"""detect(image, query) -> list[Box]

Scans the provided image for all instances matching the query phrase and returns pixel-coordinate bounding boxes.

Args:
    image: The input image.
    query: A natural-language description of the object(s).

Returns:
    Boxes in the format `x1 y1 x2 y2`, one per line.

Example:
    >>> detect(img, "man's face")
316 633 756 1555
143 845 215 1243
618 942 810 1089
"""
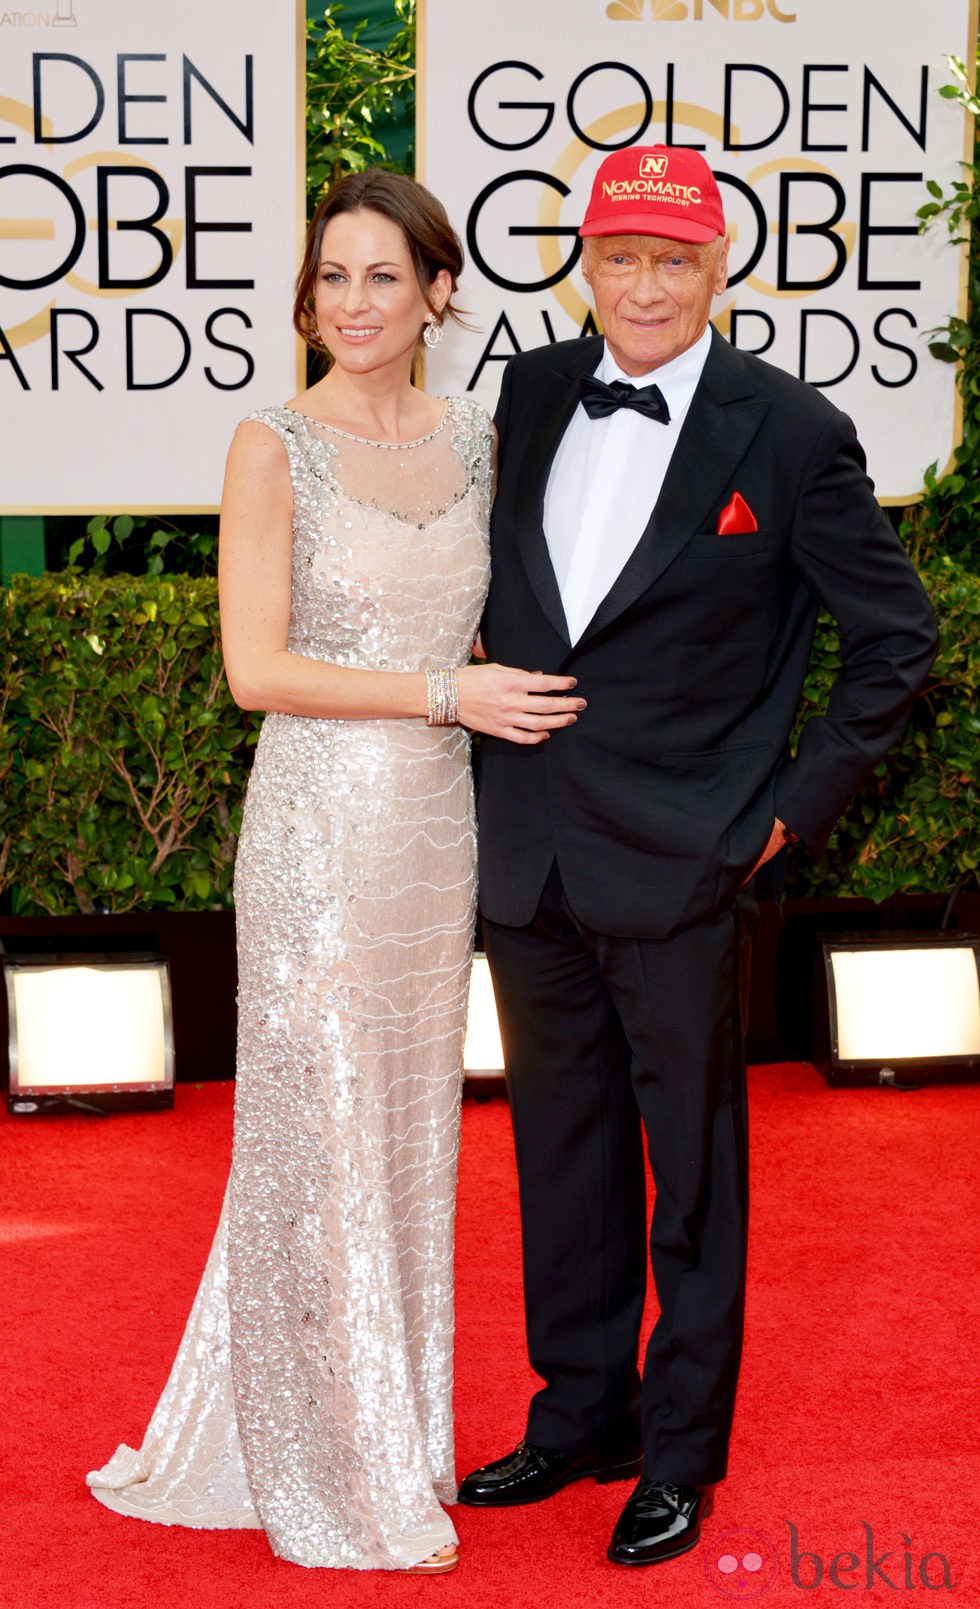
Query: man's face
582 233 729 376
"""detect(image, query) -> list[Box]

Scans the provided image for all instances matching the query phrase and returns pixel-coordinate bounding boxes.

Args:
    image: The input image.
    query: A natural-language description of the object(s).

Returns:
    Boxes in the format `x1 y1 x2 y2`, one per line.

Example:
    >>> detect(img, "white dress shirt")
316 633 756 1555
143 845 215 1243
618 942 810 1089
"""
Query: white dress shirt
543 325 713 644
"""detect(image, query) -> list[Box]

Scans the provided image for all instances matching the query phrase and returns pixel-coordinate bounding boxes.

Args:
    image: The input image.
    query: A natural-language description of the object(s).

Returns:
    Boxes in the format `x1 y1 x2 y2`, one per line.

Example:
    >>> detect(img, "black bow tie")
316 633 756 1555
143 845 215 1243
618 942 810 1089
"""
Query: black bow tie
579 374 671 425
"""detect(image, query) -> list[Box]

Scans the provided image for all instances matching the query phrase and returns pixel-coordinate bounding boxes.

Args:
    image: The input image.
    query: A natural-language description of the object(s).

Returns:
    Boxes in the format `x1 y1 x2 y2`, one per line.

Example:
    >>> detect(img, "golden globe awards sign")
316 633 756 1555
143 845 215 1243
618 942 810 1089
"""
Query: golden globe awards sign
420 0 977 501
0 0 303 512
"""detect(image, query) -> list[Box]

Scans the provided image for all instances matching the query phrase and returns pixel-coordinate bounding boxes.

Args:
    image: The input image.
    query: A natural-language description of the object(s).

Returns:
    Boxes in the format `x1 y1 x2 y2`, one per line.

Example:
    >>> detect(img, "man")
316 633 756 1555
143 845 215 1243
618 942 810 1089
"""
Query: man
458 145 937 1566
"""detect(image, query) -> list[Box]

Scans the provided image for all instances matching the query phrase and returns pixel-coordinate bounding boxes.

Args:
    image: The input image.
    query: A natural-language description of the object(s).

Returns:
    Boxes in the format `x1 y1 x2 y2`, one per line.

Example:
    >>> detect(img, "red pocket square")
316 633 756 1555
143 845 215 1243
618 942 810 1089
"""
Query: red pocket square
717 492 758 536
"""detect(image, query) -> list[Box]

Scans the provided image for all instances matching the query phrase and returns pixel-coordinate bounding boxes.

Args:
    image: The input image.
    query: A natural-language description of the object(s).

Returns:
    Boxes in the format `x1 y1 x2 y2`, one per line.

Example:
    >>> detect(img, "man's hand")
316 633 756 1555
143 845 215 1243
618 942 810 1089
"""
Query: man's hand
744 818 795 884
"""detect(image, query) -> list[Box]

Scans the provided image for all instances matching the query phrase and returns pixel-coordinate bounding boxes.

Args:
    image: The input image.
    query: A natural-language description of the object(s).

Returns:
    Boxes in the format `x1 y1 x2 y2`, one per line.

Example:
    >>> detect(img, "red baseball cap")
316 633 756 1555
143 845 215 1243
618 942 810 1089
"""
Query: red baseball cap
579 145 725 243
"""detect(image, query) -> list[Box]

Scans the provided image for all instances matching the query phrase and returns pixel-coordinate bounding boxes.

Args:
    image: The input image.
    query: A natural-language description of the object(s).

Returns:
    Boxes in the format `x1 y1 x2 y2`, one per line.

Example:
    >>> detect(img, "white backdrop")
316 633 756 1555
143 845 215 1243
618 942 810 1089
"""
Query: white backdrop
0 0 303 512
420 0 977 502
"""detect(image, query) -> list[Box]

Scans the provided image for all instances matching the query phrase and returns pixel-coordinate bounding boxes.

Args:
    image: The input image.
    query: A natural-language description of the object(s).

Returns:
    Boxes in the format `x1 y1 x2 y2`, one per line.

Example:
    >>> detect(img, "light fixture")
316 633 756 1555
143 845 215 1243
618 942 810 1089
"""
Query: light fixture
3 946 174 1114
463 952 505 1085
815 932 980 1086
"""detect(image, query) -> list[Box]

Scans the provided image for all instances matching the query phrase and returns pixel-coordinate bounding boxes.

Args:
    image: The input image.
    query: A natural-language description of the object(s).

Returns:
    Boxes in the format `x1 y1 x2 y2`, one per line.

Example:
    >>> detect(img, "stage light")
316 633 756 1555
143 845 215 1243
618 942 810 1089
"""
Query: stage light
3 949 174 1114
463 952 505 1082
815 933 980 1086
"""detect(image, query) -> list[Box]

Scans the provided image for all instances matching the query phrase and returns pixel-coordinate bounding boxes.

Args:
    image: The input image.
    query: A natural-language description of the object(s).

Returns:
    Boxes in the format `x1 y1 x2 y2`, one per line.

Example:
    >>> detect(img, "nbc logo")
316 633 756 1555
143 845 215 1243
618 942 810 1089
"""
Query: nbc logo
606 1 796 21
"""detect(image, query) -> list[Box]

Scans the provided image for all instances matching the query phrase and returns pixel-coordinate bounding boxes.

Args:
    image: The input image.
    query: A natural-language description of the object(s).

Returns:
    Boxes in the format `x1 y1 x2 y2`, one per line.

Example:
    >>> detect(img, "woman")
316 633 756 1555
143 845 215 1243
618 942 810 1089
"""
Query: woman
87 170 583 1573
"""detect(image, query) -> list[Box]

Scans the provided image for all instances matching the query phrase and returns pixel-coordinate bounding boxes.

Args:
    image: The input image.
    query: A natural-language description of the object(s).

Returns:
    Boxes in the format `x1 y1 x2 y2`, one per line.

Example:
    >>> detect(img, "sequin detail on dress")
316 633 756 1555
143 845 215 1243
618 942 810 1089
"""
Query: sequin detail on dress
87 395 492 1571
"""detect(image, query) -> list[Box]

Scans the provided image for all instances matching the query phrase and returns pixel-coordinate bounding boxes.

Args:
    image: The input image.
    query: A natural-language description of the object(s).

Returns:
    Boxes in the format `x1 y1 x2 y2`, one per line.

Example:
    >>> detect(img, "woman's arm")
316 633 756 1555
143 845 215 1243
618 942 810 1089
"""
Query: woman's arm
218 420 584 744
219 420 428 720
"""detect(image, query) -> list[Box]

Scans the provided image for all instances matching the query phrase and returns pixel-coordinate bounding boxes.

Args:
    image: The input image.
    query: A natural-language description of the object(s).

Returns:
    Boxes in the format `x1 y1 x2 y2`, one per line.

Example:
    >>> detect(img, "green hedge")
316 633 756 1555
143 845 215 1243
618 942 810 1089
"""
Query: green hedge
0 574 258 915
783 552 980 900
0 559 976 915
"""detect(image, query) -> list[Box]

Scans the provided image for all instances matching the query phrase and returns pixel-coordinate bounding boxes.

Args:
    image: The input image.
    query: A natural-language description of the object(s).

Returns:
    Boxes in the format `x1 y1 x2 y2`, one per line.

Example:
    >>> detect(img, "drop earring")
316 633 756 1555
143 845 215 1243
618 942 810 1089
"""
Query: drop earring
423 314 443 350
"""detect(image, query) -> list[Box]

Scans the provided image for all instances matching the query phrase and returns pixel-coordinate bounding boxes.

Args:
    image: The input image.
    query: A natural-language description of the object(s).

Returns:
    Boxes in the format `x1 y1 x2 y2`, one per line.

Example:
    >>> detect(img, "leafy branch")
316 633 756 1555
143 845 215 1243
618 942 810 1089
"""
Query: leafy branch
902 49 980 567
306 0 415 204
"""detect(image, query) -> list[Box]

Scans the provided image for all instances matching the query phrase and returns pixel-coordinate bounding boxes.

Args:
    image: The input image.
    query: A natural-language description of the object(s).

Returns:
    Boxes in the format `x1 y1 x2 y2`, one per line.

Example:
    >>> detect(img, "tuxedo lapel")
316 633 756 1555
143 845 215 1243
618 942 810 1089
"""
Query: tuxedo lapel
506 338 604 645
577 333 769 647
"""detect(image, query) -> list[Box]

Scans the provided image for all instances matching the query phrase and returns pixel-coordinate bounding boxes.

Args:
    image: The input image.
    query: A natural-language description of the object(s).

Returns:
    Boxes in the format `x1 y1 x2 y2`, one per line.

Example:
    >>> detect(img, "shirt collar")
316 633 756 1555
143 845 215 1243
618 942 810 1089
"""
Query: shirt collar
598 325 713 417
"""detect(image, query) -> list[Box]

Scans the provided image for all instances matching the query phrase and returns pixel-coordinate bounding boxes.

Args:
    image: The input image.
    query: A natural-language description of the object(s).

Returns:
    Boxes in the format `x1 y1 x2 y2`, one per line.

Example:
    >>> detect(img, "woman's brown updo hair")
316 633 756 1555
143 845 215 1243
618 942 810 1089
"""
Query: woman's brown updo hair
293 169 465 353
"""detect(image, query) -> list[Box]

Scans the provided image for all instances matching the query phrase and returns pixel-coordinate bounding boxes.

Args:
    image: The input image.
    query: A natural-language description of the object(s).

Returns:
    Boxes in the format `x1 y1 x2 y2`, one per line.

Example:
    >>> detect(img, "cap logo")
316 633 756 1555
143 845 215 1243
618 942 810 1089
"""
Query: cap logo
639 153 668 177
600 179 703 205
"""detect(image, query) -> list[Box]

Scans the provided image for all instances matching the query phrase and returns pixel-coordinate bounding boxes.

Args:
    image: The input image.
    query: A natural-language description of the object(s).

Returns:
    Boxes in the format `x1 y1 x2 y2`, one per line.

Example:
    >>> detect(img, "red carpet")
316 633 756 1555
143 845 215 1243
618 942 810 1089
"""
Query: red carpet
2 1066 979 1609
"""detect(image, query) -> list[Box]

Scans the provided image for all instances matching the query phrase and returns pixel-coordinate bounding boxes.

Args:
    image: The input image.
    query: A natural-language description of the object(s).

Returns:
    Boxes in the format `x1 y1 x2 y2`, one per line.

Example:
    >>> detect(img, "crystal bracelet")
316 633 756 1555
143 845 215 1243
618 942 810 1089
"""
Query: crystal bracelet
425 667 459 726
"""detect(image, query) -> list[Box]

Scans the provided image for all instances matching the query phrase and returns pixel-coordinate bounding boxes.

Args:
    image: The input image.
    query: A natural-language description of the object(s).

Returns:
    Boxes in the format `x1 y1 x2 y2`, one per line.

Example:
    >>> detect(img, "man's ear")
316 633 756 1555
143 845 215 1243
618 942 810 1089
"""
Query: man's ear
581 239 594 289
713 236 730 297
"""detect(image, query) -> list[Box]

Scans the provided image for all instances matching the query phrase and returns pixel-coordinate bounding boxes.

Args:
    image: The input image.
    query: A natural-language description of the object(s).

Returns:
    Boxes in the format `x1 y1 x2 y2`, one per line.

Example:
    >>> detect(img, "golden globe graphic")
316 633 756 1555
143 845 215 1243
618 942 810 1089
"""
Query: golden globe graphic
0 0 304 512
420 0 975 504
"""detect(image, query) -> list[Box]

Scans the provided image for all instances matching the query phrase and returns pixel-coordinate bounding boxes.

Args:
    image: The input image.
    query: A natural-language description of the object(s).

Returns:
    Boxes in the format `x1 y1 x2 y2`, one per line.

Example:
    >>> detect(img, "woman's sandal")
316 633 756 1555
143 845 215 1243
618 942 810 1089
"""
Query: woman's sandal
407 1545 458 1574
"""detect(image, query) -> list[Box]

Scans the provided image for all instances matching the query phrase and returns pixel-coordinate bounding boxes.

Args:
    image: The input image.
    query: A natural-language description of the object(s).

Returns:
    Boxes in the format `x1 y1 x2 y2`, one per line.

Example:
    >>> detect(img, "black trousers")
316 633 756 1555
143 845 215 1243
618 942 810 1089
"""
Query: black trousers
482 861 753 1486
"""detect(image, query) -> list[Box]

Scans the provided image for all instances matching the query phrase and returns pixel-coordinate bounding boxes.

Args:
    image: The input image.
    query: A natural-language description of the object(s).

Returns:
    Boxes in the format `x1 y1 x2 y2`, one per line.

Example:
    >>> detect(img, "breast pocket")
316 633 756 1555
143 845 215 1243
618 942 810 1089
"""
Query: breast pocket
688 532 771 559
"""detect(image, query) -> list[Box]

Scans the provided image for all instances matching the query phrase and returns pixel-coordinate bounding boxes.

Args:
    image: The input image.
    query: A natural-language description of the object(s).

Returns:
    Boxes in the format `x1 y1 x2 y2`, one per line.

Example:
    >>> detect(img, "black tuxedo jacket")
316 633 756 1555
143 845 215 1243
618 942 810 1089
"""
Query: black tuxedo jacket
477 330 938 940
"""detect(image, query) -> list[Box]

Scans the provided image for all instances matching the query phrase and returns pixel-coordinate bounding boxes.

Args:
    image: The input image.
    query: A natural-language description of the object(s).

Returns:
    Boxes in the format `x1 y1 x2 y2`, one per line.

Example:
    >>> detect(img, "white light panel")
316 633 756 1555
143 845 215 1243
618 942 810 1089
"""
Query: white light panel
9 963 171 1091
463 954 504 1074
830 946 980 1064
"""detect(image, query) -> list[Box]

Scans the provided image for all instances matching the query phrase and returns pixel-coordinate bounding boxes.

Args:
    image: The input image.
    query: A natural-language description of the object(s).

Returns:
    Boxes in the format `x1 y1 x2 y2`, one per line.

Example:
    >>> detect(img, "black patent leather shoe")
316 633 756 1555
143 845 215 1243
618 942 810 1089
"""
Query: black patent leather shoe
607 1479 713 1565
457 1438 643 1507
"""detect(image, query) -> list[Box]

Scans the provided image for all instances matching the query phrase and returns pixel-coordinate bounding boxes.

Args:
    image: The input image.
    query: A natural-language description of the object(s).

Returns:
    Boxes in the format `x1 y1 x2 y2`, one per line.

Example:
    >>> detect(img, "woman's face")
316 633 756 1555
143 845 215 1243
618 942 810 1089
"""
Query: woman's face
313 207 449 379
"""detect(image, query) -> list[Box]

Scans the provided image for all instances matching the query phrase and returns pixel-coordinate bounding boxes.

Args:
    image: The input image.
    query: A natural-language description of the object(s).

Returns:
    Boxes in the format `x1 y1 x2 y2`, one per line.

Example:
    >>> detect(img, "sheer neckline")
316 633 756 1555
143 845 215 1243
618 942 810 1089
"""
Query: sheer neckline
283 398 451 450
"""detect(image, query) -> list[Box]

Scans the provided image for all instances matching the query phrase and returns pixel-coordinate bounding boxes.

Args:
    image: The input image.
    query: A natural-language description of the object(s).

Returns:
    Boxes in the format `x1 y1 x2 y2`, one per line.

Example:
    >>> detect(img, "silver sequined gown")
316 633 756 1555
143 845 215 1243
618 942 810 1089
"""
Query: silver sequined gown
88 396 492 1571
